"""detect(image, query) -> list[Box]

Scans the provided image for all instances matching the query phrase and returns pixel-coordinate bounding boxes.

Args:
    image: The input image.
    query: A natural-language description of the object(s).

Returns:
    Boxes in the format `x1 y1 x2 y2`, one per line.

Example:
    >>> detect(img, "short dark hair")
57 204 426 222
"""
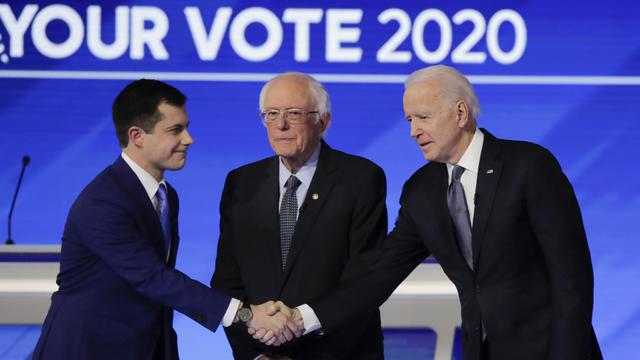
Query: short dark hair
112 79 186 147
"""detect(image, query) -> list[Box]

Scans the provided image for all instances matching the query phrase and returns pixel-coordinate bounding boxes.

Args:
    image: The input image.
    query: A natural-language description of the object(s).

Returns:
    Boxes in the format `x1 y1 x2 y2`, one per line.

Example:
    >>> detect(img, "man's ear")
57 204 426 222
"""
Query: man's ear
128 126 145 148
318 113 332 135
456 100 470 128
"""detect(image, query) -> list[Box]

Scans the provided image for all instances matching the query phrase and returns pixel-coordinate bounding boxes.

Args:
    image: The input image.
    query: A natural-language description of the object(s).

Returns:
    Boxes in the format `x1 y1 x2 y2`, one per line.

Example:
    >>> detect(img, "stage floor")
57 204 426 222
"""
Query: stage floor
0 326 462 360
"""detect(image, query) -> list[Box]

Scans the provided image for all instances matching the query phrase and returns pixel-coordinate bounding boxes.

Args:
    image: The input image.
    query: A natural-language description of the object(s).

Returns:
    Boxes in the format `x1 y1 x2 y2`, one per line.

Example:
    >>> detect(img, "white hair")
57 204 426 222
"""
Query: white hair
405 65 480 120
259 72 331 117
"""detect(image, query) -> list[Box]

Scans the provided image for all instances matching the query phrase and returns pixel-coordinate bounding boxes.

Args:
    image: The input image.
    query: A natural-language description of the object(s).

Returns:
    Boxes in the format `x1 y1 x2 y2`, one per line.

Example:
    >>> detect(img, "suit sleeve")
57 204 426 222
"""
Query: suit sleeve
310 176 429 333
72 196 230 332
526 147 596 360
210 172 264 357
340 164 388 282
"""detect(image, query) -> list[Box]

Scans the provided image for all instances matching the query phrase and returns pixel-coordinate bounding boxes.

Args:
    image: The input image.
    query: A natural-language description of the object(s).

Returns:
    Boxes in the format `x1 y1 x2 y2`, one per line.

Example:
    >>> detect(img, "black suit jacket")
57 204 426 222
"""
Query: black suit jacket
33 156 230 360
211 141 387 359
311 130 602 360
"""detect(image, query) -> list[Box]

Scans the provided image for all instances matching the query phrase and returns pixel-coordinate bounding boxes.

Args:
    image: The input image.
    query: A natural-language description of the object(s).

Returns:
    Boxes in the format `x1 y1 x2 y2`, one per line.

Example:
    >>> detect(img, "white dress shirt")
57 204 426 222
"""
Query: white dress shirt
121 152 167 206
446 128 484 225
278 144 320 215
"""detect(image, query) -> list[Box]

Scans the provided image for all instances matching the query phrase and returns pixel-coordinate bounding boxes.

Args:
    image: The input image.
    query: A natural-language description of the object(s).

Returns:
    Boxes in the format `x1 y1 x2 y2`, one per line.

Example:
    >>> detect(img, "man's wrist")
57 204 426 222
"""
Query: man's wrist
233 301 243 323
236 301 253 324
296 304 322 335
293 308 302 323
222 298 242 327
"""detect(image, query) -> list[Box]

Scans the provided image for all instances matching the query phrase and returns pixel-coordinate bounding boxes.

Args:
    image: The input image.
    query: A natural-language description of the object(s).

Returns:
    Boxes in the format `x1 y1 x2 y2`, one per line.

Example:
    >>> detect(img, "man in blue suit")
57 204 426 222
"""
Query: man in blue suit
33 79 292 359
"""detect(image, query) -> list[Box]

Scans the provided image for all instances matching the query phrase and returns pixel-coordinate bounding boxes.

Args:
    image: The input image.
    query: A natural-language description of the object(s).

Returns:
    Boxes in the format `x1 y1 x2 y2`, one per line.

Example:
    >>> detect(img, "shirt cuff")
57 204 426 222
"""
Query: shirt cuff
297 304 321 335
222 298 241 327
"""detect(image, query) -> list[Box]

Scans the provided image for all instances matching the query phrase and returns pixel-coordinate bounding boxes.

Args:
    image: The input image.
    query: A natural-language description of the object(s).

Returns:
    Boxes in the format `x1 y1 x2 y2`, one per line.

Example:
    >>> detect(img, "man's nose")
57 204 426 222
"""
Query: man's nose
182 129 194 145
274 114 289 130
409 120 420 138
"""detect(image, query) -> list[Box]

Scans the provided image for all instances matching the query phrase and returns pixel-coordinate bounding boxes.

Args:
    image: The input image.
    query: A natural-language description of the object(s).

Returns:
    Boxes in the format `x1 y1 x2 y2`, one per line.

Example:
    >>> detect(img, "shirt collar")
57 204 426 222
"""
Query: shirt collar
279 143 321 190
121 152 167 201
447 128 484 177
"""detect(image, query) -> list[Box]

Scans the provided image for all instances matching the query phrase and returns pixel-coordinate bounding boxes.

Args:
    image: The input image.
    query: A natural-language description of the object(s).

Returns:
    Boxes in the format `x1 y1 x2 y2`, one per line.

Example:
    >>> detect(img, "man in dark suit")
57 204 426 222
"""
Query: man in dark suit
33 79 287 360
211 72 387 359
262 66 602 360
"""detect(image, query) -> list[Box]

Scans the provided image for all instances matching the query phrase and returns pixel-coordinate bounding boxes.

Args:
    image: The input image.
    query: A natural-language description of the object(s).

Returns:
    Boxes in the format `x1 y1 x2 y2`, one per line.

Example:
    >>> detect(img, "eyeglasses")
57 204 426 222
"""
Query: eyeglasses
260 109 320 125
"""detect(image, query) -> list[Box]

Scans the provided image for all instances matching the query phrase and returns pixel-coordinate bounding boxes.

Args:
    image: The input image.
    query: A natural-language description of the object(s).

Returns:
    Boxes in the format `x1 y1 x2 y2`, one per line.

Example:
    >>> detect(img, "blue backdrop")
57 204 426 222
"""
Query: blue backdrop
1 0 639 358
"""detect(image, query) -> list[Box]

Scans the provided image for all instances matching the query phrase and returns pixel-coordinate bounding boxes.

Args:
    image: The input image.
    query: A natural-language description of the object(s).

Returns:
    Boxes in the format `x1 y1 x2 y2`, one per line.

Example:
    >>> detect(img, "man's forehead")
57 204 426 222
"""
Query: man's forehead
406 79 442 94
158 101 185 111
156 105 188 124
267 77 311 95
265 91 314 108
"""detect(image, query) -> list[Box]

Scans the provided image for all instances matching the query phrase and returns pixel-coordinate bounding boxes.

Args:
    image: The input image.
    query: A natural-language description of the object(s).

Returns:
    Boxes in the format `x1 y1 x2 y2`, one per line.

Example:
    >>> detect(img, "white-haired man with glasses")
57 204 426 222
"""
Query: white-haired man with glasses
211 72 387 359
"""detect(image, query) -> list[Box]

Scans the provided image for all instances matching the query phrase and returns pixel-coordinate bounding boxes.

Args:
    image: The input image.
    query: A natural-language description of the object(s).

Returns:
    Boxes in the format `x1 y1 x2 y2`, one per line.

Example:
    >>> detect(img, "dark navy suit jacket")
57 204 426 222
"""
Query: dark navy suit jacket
33 156 230 360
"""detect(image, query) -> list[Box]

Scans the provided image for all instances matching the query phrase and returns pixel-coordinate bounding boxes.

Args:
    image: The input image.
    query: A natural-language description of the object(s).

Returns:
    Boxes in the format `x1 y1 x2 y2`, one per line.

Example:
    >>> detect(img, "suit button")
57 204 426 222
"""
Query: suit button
475 326 480 331
475 285 481 293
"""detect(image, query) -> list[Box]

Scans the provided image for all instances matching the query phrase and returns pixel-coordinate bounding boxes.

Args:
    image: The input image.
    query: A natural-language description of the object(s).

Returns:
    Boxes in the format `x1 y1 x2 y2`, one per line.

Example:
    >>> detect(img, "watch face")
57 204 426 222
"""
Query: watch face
238 307 253 322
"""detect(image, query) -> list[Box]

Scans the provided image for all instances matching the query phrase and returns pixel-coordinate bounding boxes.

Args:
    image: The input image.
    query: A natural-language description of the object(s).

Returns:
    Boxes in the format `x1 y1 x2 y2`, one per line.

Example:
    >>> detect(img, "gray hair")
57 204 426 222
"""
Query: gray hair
259 72 331 117
405 65 480 121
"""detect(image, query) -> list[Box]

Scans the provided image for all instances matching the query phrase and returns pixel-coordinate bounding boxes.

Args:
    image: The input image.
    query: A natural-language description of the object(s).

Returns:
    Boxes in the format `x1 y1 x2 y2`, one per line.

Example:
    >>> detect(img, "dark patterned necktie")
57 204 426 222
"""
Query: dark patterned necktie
447 166 473 270
280 175 301 271
155 183 171 261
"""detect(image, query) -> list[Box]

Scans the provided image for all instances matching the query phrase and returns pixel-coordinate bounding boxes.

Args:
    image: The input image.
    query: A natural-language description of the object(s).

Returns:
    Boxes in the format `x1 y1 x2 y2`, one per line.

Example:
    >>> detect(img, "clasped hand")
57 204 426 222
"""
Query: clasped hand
247 301 304 346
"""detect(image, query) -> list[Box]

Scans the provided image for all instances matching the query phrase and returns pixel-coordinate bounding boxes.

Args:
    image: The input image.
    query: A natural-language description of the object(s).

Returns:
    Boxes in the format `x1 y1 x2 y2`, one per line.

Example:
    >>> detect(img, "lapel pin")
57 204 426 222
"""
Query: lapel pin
312 193 319 200
486 169 494 174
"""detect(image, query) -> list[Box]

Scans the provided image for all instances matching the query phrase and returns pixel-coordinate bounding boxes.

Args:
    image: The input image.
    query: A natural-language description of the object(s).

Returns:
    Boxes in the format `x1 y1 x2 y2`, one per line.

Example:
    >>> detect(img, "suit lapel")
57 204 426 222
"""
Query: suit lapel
280 142 337 288
253 157 284 287
471 129 502 268
111 156 166 259
167 183 179 267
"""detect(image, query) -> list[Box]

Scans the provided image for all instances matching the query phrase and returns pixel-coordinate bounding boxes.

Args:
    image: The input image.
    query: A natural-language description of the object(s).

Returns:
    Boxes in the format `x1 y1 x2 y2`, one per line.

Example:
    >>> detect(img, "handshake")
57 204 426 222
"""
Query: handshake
242 301 305 346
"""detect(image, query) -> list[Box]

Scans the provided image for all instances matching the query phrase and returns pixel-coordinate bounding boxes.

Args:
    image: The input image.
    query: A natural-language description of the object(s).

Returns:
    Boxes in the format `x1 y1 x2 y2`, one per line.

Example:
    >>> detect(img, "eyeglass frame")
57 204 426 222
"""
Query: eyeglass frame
259 108 321 125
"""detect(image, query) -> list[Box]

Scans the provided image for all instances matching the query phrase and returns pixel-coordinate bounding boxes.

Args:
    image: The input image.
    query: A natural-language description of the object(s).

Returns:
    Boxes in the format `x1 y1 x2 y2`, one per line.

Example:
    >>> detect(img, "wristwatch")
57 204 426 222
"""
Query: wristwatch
237 303 253 323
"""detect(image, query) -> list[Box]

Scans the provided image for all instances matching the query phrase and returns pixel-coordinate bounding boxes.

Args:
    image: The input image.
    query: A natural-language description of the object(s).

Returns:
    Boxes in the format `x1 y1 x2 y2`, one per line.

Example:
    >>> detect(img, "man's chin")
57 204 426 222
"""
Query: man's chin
422 152 444 163
273 148 298 159
165 160 187 171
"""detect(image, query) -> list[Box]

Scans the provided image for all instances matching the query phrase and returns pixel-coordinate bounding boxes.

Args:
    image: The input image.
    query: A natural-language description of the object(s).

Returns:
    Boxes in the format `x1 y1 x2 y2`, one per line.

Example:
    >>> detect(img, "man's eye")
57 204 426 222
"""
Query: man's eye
288 111 302 117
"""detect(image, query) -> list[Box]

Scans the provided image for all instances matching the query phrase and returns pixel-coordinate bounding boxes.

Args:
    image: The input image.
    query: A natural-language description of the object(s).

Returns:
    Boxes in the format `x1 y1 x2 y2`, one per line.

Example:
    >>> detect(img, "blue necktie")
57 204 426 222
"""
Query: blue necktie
155 183 171 260
280 175 301 271
447 166 474 270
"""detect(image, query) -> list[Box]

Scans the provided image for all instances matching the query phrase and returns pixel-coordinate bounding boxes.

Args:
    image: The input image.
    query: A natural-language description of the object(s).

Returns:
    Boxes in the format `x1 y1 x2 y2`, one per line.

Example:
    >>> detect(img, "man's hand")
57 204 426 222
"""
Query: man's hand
247 301 296 346
248 301 304 345
257 355 292 360
288 307 304 338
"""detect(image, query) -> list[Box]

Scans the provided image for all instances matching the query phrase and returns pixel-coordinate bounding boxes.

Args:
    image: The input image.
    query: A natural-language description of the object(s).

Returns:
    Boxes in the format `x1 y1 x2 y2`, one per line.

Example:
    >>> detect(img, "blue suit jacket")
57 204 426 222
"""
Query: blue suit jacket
33 156 230 360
